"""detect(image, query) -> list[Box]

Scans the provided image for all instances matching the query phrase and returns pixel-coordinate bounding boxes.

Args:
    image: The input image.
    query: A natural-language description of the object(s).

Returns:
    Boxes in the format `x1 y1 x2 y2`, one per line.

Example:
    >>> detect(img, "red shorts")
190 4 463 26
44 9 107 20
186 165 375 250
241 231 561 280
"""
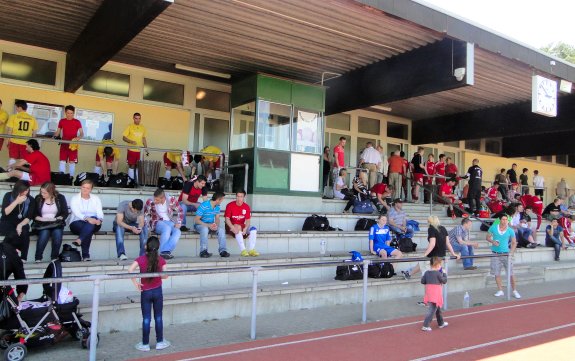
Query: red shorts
59 144 78 163
226 225 248 238
127 150 140 166
413 173 424 183
424 176 433 185
96 152 115 164
8 142 26 159
163 153 177 169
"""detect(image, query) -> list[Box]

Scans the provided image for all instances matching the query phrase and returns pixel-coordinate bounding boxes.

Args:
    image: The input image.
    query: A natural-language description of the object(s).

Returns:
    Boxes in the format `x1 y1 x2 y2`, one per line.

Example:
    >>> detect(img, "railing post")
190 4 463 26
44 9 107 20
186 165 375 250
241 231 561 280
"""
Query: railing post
89 278 101 361
507 253 512 301
362 259 369 324
250 266 261 340
443 257 449 310
244 163 249 193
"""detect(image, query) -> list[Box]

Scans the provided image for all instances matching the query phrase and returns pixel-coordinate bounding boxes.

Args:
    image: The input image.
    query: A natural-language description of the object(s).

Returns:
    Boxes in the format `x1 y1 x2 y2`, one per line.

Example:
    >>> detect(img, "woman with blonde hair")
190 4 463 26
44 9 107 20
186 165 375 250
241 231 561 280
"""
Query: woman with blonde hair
343 171 370 213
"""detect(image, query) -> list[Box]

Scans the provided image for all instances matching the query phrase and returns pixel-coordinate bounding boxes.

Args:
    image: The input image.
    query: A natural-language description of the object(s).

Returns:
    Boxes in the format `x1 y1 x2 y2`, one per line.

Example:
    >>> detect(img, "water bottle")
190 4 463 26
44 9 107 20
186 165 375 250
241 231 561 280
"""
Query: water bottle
320 239 327 255
463 291 470 308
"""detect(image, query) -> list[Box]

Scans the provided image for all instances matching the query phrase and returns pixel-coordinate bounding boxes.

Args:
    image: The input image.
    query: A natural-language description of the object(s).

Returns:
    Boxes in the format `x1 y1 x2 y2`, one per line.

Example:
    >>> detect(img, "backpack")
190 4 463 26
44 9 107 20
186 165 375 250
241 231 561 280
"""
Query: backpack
171 176 184 190
59 244 82 262
96 174 108 187
354 218 377 231
335 263 363 281
446 206 466 218
352 199 375 214
398 237 417 253
302 214 330 231
158 177 171 189
368 262 395 278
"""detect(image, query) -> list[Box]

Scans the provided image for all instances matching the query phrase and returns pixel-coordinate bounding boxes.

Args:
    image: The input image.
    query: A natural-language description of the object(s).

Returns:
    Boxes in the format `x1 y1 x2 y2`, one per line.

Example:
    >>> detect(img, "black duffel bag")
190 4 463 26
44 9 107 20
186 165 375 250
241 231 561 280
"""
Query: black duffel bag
74 172 100 186
171 176 184 190
108 172 135 188
158 177 171 189
302 214 330 231
59 244 82 262
368 262 395 278
354 218 376 231
398 237 417 253
51 172 73 186
335 263 363 281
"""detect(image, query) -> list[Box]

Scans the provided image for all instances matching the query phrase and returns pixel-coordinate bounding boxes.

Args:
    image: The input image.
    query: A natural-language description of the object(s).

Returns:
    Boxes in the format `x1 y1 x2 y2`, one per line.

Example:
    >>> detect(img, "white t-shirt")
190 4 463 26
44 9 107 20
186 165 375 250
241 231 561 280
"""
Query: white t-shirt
334 177 346 199
155 201 170 221
41 202 58 219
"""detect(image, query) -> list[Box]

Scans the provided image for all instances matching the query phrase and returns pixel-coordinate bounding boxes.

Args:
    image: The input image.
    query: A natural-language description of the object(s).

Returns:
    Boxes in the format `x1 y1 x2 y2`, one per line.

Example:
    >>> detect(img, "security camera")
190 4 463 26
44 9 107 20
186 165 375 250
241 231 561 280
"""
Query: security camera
454 67 466 81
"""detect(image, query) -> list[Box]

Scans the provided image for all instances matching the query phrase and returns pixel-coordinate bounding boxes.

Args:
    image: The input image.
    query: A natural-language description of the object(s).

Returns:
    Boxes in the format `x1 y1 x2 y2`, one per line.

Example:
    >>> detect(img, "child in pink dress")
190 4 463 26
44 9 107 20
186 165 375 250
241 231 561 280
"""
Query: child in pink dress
421 257 448 331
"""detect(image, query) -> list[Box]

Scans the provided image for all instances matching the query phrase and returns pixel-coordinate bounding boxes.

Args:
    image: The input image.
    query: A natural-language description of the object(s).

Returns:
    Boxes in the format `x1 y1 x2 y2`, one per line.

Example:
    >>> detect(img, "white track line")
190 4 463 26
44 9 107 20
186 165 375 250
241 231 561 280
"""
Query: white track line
411 323 575 361
175 294 575 361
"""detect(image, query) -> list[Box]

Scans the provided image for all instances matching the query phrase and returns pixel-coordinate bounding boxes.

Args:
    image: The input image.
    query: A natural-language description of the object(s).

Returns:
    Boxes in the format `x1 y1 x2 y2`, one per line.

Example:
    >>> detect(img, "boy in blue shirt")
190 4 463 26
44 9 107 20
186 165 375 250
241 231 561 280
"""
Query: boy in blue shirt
369 214 403 259
487 214 521 299
194 192 229 258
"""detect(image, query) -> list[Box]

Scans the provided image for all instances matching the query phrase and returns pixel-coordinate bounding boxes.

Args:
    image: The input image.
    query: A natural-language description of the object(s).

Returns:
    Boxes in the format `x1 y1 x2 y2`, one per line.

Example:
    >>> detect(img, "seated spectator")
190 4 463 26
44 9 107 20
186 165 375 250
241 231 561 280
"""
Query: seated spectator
94 139 120 177
144 189 183 260
438 178 457 203
516 219 538 248
542 198 567 221
33 182 68 262
343 171 369 213
388 199 414 239
225 190 258 257
194 192 229 258
0 242 27 304
114 199 147 261
0 180 35 262
568 191 575 209
546 219 567 261
448 218 478 270
558 215 575 247
334 168 353 200
0 139 51 186
178 175 208 231
486 181 500 201
369 214 402 259
69 179 103 261
163 151 191 182
370 183 394 215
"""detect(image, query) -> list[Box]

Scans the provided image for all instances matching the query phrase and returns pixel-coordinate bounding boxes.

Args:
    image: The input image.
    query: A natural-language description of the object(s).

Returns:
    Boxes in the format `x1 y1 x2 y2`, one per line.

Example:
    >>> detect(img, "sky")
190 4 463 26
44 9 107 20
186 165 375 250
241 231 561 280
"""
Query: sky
416 0 575 49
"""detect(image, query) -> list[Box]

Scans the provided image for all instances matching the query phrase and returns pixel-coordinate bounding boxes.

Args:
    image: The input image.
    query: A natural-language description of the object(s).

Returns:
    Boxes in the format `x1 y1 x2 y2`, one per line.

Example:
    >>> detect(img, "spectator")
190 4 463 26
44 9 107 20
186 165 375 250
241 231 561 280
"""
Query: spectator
334 168 353 201
33 182 68 262
568 190 575 209
69 179 104 261
448 218 478 270
0 99 8 151
439 178 458 216
556 178 569 199
322 146 331 188
0 139 51 186
486 181 500 201
163 151 191 182
495 168 509 201
435 154 446 188
508 183 520 200
178 175 208 231
343 171 369 213
558 215 575 247
410 147 425 203
519 168 529 195
486 215 521 299
369 214 402 259
144 189 183 260
388 199 414 239
370 183 394 215
0 180 35 262
533 170 544 198
376 145 388 184
388 151 404 200
445 157 458 179
114 199 147 261
506 164 518 188
194 192 229 258
225 190 258 257
517 219 538 248
464 159 482 215
122 113 148 181
94 139 120 177
423 153 435 204
5 100 38 166
332 137 346 182
542 198 566 221
520 192 544 231
400 151 410 200
53 105 83 177
546 219 567 261
0 242 27 304
359 142 381 188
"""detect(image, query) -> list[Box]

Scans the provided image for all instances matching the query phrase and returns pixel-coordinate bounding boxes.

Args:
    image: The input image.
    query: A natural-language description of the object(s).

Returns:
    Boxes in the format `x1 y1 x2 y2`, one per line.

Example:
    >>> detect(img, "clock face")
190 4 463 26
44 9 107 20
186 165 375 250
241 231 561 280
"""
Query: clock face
532 75 557 117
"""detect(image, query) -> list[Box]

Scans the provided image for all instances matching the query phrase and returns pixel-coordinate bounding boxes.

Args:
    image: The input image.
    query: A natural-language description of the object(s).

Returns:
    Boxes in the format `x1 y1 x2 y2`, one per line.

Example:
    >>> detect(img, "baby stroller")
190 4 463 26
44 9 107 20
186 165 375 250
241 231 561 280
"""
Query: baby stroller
0 260 95 361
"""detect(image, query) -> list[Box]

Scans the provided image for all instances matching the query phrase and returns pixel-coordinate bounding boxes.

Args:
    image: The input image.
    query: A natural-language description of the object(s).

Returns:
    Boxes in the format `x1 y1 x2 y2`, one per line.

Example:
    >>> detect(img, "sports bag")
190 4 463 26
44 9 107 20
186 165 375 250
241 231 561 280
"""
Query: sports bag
107 172 135 188
335 263 363 281
51 172 73 186
352 199 375 214
157 177 172 190
446 206 466 218
59 244 82 262
302 214 330 231
368 262 395 278
74 172 100 186
398 237 417 253
354 218 376 231
171 176 184 190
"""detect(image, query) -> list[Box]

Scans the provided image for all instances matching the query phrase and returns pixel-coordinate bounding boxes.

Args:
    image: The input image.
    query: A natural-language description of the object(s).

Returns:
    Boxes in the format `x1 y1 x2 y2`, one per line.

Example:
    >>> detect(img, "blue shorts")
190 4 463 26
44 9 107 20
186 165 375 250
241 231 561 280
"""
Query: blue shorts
375 245 395 257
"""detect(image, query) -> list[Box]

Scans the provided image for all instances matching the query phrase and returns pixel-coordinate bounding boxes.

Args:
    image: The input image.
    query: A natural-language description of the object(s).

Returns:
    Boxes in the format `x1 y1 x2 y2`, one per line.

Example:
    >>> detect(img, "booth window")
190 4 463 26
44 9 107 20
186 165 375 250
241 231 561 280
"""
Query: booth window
540 155 552 162
387 122 408 140
358 116 380 135
443 141 459 148
292 108 321 154
196 88 230 112
485 139 501 154
143 78 184 105
465 139 481 151
83 70 130 97
1 53 57 86
256 100 291 151
231 102 255 150
556 154 568 165
326 113 350 131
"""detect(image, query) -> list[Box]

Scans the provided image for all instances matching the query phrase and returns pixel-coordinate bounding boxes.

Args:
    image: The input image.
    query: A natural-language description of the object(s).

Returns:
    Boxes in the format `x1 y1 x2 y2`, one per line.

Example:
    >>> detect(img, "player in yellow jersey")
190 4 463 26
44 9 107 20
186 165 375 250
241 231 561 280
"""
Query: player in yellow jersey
0 99 9 151
6 100 38 165
122 112 148 180
95 139 121 177
163 151 191 181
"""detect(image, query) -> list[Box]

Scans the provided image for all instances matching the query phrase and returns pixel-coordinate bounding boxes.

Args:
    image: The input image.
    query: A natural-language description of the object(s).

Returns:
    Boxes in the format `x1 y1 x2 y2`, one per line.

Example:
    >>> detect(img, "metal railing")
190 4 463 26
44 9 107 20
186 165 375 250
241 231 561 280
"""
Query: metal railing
0 252 511 360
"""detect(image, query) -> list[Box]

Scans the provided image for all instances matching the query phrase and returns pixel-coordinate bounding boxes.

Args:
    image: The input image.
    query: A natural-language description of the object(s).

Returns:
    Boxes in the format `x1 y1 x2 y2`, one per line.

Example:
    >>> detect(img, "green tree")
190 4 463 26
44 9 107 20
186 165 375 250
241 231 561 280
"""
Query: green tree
540 42 575 64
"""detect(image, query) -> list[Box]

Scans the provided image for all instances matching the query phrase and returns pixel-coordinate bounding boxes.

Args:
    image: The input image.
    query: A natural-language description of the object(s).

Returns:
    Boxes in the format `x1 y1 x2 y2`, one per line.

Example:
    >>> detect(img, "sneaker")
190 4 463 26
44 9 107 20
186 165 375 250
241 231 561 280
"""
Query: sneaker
513 290 522 299
35 259 42 264
401 270 411 280
464 266 477 270
160 252 174 260
200 250 212 258
438 322 449 329
240 250 250 257
156 340 171 350
82 257 91 262
119 254 128 261
248 249 260 257
135 342 150 351
220 251 230 258
180 226 189 232
494 290 504 297
421 326 432 332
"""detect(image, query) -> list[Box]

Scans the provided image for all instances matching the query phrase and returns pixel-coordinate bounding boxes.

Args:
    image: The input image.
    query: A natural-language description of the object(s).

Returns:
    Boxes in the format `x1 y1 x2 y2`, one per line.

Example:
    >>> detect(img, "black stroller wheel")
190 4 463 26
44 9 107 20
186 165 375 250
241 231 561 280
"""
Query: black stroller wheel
4 343 27 361
0 332 9 349
81 331 99 349
73 328 83 341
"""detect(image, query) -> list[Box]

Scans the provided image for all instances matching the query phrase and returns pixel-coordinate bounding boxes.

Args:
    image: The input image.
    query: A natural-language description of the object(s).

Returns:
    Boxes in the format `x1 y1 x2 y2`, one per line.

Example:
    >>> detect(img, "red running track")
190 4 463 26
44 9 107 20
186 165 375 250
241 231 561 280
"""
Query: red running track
132 292 575 361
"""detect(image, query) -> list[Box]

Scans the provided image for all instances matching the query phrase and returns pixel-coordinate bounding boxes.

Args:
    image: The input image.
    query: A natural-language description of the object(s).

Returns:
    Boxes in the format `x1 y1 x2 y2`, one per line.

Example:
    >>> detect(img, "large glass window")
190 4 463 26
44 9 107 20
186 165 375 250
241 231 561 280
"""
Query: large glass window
196 88 230 112
293 108 321 154
326 113 350 131
256 149 289 189
256 100 291 151
203 117 229 155
84 70 130 97
540 155 552 162
1 53 57 86
143 78 184 105
358 116 380 135
387 122 408 140
231 102 255 150
443 141 460 148
465 139 481 151
556 154 568 165
485 139 501 154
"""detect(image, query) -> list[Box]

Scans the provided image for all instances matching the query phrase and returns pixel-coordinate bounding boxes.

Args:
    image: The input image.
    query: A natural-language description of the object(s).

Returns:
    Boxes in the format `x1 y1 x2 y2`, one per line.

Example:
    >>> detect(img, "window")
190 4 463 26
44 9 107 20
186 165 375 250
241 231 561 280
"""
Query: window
196 88 230 112
465 139 481 151
443 141 460 148
556 154 568 165
83 70 130 97
256 100 291 151
231 102 255 150
387 122 408 140
540 155 552 162
358 116 380 135
293 108 321 154
326 113 350 131
485 139 501 154
143 78 184 105
524 156 537 160
1 53 57 86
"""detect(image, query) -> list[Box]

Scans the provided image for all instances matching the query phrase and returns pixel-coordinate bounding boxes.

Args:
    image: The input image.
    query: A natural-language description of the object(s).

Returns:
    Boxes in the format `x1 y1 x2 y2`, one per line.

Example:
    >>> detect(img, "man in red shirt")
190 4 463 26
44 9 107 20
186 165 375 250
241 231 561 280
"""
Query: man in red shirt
423 153 435 203
53 105 83 177
178 175 208 231
439 178 457 203
520 192 543 230
400 151 410 201
332 137 346 181
370 182 394 214
0 139 51 186
435 154 446 187
225 190 258 257
388 150 405 200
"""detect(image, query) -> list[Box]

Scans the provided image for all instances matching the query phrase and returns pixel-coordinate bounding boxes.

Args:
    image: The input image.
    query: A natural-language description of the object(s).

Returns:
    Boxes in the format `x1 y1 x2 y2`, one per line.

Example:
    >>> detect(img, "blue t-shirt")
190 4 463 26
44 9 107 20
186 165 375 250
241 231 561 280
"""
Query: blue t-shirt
545 225 563 243
369 223 391 250
488 224 515 253
196 200 220 224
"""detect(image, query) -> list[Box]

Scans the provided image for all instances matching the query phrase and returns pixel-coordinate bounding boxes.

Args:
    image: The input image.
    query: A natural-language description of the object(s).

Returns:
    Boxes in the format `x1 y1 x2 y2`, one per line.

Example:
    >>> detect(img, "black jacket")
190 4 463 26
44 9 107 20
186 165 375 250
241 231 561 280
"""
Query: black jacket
0 242 28 297
33 193 69 221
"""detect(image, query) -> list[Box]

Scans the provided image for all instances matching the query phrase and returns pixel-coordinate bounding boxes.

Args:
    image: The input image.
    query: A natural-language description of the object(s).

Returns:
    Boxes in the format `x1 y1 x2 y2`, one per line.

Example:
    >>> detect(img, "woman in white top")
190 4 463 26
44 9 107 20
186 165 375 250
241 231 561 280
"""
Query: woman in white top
333 168 353 200
33 182 69 262
69 179 104 261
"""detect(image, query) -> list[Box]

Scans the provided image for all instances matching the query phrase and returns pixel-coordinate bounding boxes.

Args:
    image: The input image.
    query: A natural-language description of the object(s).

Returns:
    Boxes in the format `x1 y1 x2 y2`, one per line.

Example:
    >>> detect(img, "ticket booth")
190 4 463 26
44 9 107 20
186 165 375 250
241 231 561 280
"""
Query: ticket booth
229 74 325 198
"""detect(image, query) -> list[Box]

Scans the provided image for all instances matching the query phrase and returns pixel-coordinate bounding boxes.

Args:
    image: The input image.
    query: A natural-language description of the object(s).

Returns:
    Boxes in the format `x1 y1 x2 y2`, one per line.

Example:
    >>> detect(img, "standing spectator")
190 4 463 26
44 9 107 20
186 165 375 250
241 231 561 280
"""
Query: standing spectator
388 199 415 239
388 151 404 200
178 175 208 231
376 145 388 184
495 168 509 201
94 139 120 177
420 257 448 332
122 113 148 181
359 141 381 188
144 189 183 260
0 180 35 262
464 159 482 215
5 100 38 166
322 146 331 188
506 164 518 188
114 199 147 261
332 137 346 181
0 139 51 186
546 219 567 261
0 99 8 151
69 179 104 261
423 153 435 204
53 105 83 177
556 178 569 199
445 157 458 179
487 215 521 299
369 214 402 259
0 242 28 304
194 192 229 258
533 170 544 198
33 182 68 262
163 151 191 182
400 151 410 200
435 154 446 188
448 218 478 270
410 147 425 203
519 168 529 195
225 190 258 257
370 183 393 215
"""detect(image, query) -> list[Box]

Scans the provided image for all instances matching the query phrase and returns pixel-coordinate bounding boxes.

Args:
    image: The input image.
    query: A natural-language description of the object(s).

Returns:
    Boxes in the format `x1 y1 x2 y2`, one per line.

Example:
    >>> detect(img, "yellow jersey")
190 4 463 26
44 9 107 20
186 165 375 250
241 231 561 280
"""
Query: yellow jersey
0 109 8 134
6 112 38 145
201 145 222 162
97 145 120 160
165 152 182 164
122 124 147 152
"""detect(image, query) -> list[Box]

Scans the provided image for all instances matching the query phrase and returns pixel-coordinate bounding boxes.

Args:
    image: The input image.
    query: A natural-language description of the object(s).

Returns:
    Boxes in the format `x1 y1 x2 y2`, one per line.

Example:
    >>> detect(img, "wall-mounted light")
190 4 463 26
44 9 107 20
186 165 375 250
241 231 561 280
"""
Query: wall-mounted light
175 64 231 79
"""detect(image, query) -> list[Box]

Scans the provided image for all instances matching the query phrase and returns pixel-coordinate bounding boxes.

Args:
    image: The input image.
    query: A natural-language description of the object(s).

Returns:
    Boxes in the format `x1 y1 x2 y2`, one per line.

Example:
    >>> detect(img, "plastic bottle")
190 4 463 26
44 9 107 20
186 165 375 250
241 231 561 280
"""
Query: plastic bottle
320 239 327 255
463 291 470 308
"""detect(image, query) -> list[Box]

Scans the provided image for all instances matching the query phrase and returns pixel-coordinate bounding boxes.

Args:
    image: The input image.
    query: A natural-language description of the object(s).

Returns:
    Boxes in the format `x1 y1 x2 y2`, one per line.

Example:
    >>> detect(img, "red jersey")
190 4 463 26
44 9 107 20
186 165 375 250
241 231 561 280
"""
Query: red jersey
401 159 409 175
24 150 51 186
225 201 251 228
439 183 452 196
487 187 498 199
521 195 543 214
333 145 345 168
425 161 435 175
446 163 458 175
370 183 388 195
58 118 83 140
179 183 208 202
435 161 446 176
